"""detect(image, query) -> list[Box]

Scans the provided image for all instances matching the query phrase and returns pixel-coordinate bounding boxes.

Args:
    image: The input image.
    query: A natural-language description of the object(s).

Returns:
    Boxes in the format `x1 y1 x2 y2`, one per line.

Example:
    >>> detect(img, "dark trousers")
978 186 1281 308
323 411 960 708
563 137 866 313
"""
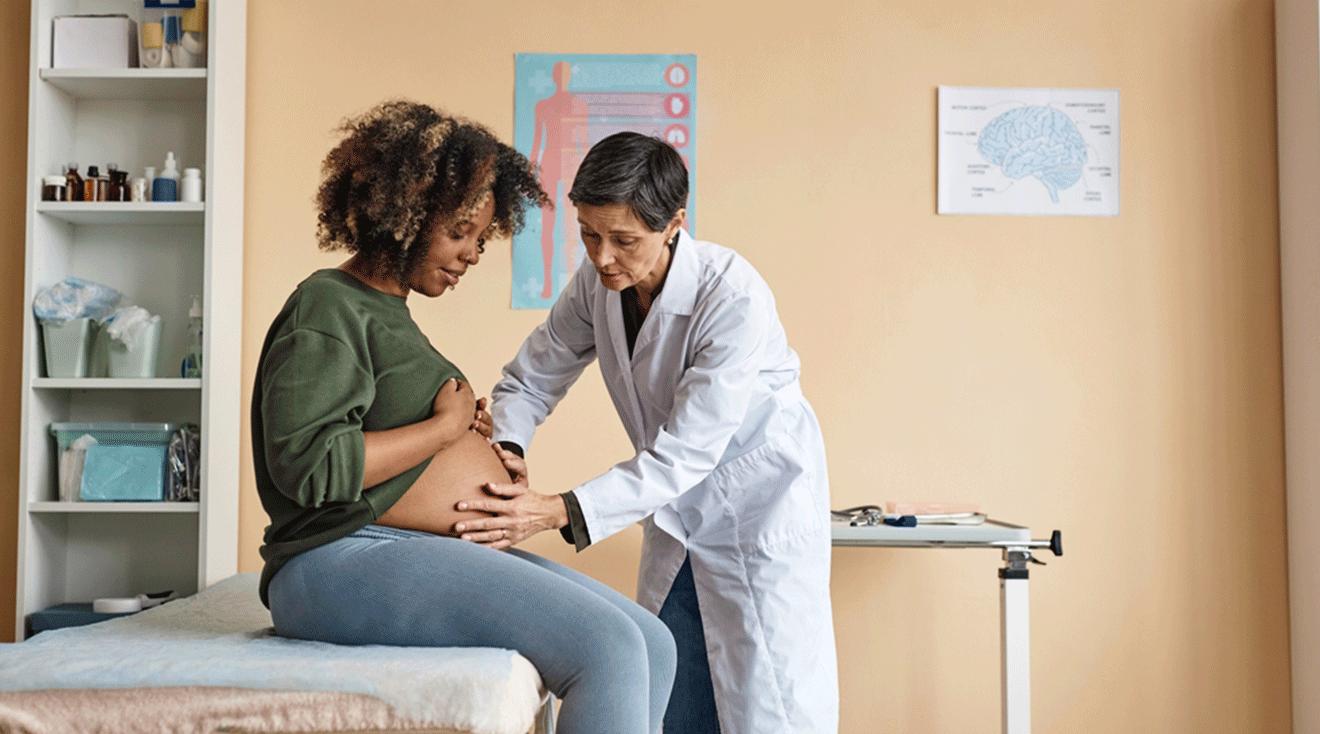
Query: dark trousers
658 555 721 733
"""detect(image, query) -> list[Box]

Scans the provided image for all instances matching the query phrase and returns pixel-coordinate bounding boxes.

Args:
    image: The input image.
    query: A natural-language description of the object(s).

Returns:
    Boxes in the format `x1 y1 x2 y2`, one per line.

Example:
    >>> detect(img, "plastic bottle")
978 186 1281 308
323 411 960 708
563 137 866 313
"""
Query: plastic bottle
65 162 84 202
143 166 156 202
181 295 202 378
180 167 202 202
152 152 179 202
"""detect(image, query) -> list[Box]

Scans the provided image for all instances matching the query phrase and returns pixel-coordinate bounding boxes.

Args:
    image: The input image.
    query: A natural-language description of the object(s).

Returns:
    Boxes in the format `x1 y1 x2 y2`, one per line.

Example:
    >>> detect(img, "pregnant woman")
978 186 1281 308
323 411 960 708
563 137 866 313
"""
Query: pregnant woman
251 100 676 734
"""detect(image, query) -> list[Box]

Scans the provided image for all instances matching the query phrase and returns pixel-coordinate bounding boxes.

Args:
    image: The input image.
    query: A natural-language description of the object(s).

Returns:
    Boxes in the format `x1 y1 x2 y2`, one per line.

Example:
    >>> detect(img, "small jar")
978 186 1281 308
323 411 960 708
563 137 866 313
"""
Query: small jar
180 168 202 202
41 175 68 201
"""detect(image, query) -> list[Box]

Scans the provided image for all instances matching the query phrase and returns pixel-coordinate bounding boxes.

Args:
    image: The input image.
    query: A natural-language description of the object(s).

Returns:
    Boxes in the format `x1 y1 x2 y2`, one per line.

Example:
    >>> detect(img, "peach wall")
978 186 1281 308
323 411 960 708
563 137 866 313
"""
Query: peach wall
3 0 1294 732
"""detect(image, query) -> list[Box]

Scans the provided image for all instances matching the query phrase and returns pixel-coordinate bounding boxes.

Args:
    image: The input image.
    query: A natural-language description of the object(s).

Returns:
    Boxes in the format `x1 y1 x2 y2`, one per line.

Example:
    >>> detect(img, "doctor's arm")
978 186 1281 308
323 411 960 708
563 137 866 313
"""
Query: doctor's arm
489 265 599 451
461 290 768 547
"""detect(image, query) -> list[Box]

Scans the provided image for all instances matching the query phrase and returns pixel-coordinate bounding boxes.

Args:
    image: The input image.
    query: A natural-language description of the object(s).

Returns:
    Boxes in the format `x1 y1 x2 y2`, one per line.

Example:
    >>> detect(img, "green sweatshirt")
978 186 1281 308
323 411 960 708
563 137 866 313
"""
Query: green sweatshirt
251 269 464 606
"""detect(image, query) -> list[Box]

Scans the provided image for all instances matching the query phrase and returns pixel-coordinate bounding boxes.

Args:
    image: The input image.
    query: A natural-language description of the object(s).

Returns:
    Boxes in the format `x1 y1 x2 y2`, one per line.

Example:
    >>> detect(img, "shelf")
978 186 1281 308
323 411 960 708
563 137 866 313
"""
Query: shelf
39 68 207 100
33 378 201 390
37 202 204 225
29 502 199 514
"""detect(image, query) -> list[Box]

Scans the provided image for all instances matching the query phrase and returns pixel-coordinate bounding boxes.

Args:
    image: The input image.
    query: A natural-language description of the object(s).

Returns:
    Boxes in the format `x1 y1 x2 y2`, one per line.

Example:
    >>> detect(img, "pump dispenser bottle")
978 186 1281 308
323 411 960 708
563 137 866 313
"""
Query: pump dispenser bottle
182 295 203 378
152 152 179 202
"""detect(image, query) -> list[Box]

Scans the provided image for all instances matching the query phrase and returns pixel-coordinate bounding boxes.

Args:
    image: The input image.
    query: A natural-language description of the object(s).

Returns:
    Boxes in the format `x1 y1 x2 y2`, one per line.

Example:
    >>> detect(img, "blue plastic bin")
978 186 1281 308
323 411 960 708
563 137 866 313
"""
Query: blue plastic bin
50 423 178 501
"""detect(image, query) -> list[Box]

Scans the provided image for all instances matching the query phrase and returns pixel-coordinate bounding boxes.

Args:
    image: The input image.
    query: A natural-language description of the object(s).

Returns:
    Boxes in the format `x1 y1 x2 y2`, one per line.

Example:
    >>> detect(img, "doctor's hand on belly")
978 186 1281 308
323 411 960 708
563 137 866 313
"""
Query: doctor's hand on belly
454 447 568 550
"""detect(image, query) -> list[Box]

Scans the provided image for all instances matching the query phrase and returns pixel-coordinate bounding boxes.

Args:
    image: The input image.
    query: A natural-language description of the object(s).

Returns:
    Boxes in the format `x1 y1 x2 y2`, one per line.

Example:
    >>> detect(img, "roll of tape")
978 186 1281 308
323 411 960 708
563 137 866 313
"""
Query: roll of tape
141 22 163 49
93 597 142 614
181 3 206 34
142 47 164 68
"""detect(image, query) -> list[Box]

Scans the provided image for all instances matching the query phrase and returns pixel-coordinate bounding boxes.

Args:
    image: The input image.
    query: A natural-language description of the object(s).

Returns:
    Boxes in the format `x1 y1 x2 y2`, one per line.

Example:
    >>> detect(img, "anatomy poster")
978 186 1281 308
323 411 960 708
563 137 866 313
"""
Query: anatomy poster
938 86 1120 216
512 53 697 309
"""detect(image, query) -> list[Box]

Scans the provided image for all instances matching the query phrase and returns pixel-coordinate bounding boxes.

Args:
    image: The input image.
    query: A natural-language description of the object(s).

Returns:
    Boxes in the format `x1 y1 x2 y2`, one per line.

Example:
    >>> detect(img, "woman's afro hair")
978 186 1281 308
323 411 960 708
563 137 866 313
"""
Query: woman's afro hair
315 99 550 280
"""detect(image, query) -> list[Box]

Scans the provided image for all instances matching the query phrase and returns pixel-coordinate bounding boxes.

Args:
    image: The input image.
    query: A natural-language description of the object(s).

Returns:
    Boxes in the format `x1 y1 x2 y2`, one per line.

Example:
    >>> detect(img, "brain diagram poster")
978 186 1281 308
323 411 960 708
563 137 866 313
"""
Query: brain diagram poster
938 86 1119 216
512 53 697 308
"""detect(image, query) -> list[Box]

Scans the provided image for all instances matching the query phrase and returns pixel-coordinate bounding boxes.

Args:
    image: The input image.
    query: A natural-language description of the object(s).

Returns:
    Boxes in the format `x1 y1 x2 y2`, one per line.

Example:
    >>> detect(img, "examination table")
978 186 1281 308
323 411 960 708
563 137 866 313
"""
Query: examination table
0 573 554 734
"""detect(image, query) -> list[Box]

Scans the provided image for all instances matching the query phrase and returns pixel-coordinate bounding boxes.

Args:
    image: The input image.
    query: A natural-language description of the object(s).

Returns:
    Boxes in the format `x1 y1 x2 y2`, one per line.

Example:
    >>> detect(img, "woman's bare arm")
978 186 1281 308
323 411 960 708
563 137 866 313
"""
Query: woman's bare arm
360 378 476 489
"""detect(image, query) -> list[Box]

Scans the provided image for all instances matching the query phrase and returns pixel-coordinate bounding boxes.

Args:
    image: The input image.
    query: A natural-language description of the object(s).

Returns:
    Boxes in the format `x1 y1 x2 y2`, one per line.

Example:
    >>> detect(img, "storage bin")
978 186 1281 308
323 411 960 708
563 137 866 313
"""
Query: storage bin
41 318 94 378
27 602 136 638
106 318 162 378
52 14 138 69
51 423 178 502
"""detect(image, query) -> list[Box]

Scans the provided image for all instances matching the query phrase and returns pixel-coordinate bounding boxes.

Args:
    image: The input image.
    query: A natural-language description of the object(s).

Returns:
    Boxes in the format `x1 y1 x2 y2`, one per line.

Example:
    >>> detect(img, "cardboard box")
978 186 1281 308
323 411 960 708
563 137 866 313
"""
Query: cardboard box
52 15 138 69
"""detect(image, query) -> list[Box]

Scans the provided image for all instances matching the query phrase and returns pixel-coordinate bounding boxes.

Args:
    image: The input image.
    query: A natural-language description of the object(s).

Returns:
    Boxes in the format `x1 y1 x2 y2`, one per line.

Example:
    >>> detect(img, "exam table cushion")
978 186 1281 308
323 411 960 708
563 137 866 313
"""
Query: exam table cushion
0 573 547 734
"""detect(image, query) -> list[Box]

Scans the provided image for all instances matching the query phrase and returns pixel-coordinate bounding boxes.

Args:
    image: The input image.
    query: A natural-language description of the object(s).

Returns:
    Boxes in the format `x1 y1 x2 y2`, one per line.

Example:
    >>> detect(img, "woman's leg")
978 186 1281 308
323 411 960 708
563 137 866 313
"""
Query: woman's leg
507 547 676 732
268 525 669 734
658 555 721 734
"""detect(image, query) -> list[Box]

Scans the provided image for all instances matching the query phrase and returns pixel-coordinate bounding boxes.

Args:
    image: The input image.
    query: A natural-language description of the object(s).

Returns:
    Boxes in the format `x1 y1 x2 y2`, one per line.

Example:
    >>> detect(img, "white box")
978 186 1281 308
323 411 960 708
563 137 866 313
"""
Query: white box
52 15 138 69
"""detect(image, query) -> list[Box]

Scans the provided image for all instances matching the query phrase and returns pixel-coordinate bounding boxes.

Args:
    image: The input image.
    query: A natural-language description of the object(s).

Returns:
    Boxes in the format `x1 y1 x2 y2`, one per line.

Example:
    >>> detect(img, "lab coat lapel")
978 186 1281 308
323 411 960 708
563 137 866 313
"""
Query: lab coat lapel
630 229 698 358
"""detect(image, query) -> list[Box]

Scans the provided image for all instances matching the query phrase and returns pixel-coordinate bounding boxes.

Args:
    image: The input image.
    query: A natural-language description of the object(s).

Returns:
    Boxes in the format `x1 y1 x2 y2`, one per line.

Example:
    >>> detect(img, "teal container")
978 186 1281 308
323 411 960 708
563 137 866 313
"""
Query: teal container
41 318 94 377
50 423 178 501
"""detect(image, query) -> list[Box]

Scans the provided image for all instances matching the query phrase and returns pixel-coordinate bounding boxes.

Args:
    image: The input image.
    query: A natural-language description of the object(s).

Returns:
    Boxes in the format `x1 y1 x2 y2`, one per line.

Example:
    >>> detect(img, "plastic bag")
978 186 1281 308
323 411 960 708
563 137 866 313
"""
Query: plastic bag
103 305 160 347
58 434 97 502
167 423 200 502
33 278 122 324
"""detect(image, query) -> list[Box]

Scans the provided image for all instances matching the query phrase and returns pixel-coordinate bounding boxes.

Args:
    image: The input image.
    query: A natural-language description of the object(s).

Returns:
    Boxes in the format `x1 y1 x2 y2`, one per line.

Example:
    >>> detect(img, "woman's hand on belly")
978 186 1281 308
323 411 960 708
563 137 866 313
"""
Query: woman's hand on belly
373 432 510 537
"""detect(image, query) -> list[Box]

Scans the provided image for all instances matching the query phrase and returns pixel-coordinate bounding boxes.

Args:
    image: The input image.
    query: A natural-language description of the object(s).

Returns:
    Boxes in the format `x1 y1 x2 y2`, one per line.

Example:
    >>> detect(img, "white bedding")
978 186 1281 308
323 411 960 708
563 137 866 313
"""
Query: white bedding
0 573 548 734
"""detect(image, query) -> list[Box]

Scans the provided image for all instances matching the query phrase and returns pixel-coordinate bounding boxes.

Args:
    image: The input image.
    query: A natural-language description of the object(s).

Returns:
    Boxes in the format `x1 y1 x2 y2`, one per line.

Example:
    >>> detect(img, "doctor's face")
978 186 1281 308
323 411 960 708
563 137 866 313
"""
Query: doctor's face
577 203 682 294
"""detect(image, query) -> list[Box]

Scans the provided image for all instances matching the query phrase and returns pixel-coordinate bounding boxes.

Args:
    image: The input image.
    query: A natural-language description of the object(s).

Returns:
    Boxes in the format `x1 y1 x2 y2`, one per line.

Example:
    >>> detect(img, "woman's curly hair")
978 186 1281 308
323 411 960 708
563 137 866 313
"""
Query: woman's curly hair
315 100 550 280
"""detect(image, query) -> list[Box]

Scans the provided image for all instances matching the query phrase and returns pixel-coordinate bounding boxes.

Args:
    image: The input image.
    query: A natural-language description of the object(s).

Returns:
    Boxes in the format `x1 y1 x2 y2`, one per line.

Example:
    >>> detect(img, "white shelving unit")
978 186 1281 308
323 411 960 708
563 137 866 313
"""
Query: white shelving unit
14 0 245 640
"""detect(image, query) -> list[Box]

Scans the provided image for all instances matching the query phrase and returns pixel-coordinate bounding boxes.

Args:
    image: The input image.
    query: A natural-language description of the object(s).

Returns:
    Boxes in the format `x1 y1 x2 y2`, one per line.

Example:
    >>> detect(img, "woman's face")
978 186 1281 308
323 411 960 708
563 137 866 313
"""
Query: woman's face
406 195 496 298
577 203 682 293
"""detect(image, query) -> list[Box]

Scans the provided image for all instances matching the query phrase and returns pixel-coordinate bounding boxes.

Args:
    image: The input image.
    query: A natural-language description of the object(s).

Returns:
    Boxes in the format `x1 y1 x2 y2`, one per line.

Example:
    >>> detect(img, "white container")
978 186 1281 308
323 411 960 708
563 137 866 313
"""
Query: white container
106 318 162 378
41 318 93 378
52 15 138 69
180 168 202 202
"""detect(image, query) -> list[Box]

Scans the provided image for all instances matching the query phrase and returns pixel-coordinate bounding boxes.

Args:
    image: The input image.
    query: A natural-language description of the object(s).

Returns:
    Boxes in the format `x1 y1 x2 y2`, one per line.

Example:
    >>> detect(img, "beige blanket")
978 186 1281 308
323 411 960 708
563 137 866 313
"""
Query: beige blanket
0 687 543 734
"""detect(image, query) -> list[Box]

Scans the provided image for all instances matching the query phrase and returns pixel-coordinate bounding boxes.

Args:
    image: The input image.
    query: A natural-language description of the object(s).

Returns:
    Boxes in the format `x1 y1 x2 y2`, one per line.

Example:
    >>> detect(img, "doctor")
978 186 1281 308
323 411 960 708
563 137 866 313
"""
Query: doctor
457 132 837 733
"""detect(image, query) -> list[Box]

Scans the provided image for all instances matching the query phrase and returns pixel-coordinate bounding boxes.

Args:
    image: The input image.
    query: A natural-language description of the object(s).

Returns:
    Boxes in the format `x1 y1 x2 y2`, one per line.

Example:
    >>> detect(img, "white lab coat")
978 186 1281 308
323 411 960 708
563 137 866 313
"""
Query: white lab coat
491 230 838 733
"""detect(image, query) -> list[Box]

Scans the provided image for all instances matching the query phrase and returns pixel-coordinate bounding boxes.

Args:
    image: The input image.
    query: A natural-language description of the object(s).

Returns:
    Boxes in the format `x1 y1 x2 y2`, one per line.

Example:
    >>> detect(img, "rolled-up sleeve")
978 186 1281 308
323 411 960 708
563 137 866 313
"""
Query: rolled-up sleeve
260 328 374 508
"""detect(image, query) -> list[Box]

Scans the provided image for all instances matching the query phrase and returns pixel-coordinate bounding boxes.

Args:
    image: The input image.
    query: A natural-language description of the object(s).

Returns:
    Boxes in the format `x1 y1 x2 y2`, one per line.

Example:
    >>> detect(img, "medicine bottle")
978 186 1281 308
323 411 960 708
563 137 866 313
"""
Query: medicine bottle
64 162 83 202
107 164 129 201
83 165 102 202
143 166 157 202
41 176 68 201
180 168 202 202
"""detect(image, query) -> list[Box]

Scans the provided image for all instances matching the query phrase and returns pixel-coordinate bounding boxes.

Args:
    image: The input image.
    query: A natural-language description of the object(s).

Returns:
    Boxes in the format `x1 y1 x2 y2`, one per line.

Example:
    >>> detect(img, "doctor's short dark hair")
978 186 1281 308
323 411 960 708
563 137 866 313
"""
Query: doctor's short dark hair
315 99 550 280
569 131 689 232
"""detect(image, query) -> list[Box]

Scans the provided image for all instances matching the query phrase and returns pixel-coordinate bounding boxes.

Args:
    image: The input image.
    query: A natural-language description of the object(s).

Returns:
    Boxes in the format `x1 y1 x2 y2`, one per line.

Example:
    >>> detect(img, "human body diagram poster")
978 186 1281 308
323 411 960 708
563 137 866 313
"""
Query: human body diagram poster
512 53 697 309
938 86 1120 216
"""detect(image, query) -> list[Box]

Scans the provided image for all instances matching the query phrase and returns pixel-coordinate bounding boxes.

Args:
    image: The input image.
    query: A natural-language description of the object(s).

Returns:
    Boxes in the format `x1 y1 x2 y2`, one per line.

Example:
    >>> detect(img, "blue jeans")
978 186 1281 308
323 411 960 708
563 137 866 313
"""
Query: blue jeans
267 525 676 734
659 556 721 733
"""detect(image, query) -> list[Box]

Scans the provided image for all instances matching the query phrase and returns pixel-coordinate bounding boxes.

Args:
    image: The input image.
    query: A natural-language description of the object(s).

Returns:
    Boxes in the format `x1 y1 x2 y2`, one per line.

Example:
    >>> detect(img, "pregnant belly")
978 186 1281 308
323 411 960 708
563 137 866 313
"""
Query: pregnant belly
374 431 509 536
